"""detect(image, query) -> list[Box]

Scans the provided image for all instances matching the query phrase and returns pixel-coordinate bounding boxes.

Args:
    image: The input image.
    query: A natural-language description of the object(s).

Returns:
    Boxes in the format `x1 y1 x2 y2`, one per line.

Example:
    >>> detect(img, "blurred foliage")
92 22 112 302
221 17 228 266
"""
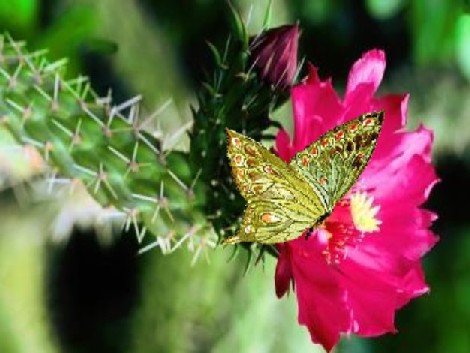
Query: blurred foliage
0 0 470 353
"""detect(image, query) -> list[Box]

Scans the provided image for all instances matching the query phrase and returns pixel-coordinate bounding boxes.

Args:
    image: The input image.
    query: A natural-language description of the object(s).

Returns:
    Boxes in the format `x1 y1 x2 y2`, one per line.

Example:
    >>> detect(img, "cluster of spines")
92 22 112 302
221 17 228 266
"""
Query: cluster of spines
188 7 288 254
0 34 215 259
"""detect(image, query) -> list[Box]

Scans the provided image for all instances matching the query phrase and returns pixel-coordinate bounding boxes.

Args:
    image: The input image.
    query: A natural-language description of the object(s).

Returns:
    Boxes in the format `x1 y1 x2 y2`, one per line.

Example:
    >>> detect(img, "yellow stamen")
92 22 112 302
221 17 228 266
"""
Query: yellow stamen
350 192 381 232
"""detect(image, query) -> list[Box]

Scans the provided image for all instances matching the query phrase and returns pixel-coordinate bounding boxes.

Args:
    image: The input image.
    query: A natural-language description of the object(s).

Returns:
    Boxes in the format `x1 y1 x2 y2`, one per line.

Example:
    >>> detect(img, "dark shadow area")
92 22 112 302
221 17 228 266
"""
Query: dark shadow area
46 227 142 353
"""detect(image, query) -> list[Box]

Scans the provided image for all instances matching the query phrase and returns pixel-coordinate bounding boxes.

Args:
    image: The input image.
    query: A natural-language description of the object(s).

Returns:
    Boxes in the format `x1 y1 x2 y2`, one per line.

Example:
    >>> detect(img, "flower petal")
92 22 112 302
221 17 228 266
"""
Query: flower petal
275 243 293 298
289 64 343 154
364 154 438 206
273 48 437 351
345 50 386 101
275 128 294 162
337 258 399 336
370 93 409 153
368 211 438 260
289 239 349 351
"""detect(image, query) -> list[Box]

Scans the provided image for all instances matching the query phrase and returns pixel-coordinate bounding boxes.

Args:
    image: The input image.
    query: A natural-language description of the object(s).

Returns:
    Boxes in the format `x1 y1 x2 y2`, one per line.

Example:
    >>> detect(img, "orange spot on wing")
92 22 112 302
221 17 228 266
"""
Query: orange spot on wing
261 213 273 223
302 155 309 166
237 169 245 181
234 154 243 165
232 137 241 148
335 131 344 141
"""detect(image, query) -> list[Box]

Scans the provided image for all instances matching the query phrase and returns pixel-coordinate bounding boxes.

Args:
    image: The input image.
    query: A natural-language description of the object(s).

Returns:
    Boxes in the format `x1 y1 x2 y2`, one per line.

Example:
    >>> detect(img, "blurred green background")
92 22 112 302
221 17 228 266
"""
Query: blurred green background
0 0 470 352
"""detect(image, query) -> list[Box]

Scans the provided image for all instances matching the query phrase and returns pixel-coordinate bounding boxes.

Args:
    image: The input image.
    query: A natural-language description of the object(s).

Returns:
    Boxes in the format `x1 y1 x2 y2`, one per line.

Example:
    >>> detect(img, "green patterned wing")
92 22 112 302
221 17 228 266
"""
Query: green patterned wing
223 129 327 244
290 111 384 212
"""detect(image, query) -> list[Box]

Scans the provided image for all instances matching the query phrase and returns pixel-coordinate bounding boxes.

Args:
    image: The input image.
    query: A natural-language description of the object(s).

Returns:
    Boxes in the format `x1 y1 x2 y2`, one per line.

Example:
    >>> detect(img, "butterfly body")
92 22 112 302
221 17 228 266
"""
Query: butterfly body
223 111 384 245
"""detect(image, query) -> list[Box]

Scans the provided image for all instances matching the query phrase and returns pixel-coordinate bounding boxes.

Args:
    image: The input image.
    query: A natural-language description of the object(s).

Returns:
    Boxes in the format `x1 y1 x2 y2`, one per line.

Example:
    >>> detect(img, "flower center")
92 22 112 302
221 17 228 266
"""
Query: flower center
349 192 381 232
320 192 381 264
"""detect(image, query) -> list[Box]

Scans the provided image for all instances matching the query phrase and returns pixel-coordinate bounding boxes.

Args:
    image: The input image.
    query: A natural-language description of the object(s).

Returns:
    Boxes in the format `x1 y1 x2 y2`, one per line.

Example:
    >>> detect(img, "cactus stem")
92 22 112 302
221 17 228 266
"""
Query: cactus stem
0 34 210 255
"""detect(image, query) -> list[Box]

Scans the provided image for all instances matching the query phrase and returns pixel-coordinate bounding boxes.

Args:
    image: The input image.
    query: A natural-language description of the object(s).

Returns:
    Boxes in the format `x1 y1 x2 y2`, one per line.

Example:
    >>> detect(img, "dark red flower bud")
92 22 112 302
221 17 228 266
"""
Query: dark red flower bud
249 23 299 90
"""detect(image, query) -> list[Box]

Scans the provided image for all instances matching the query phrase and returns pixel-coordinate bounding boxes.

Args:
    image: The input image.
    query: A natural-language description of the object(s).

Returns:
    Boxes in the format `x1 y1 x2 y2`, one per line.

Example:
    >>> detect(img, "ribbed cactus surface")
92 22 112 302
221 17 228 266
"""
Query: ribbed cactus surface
0 34 213 255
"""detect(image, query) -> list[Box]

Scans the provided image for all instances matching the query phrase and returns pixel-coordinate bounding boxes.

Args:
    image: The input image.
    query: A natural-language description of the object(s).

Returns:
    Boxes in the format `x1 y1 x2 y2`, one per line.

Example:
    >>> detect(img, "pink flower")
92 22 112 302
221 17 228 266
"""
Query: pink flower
274 50 438 351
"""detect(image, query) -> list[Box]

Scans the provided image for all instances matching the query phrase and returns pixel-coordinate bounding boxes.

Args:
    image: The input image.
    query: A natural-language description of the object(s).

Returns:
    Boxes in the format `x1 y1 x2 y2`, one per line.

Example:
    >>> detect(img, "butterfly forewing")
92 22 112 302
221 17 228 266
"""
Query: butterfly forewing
290 112 384 211
225 129 326 244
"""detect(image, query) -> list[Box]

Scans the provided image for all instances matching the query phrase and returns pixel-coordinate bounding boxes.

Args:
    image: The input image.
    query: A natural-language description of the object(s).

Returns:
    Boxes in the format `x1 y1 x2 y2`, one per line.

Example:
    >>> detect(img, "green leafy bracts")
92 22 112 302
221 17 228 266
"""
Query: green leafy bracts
189 7 290 246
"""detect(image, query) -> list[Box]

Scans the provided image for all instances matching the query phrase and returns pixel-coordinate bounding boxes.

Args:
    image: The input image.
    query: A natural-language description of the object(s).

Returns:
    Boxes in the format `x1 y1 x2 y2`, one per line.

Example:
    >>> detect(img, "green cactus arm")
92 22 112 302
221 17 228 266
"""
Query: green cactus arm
0 34 213 257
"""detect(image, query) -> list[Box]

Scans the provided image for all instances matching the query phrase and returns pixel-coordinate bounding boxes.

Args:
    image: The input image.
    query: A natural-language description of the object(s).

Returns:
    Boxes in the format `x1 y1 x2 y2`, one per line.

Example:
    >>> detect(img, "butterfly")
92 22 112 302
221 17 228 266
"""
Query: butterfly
223 111 384 244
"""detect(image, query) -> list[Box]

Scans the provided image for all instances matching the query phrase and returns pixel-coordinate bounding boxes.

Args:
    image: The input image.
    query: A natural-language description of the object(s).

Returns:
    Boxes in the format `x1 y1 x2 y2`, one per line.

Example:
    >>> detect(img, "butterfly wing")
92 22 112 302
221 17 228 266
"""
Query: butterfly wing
224 129 327 244
290 111 384 211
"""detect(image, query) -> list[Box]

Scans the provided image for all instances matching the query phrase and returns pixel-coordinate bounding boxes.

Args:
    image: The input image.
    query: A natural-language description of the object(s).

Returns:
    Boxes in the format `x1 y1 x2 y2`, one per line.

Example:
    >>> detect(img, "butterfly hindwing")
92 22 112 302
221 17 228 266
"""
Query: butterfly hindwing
224 129 326 244
290 111 384 210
